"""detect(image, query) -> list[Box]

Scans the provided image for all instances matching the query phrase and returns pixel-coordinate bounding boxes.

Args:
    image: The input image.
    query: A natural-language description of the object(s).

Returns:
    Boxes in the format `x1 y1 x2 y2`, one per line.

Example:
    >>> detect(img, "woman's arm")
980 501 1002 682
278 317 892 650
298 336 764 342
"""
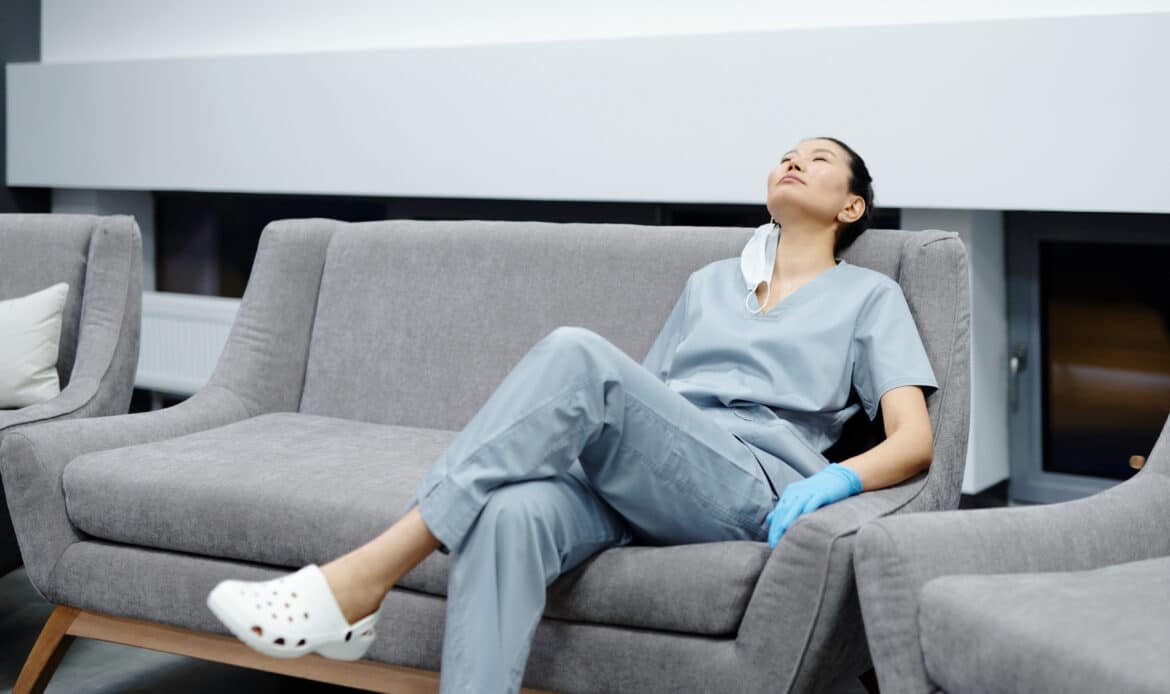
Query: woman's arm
765 385 935 547
840 385 934 491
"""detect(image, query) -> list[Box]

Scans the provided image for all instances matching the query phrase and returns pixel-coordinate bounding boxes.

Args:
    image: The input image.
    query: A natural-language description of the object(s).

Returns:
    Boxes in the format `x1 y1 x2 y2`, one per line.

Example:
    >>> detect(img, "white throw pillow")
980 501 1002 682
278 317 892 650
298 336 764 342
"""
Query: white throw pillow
0 282 70 408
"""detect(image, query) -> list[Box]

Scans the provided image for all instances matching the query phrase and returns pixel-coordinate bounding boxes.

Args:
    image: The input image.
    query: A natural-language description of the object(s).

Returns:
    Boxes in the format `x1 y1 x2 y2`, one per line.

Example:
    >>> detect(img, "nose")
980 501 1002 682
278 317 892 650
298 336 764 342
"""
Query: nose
785 156 805 173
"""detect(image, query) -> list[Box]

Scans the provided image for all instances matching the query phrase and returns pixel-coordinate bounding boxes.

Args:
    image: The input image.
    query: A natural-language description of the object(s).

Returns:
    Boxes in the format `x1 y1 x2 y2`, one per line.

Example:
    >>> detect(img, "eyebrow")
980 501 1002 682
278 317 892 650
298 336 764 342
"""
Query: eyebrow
782 148 838 159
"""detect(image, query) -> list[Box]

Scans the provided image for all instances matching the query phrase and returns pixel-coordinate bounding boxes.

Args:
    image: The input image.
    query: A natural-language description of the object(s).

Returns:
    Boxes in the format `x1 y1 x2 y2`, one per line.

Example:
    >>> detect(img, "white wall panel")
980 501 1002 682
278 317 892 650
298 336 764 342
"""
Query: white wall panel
9 13 1170 212
40 0 1170 62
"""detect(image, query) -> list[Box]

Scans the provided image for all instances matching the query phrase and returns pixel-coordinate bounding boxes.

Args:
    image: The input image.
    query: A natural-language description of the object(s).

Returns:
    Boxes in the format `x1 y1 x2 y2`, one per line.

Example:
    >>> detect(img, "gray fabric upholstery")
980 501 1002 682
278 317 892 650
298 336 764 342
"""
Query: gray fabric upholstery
0 214 142 572
855 415 1170 694
5 220 971 693
299 221 751 430
919 556 1170 694
63 413 450 568
63 412 771 636
729 229 971 694
1 389 251 595
0 214 92 386
207 219 335 416
49 541 754 693
1 217 327 591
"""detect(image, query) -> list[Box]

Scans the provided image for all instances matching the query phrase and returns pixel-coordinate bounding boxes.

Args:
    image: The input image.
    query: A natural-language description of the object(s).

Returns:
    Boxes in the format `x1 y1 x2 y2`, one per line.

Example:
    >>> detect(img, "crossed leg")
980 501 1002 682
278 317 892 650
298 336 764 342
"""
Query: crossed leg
217 326 777 691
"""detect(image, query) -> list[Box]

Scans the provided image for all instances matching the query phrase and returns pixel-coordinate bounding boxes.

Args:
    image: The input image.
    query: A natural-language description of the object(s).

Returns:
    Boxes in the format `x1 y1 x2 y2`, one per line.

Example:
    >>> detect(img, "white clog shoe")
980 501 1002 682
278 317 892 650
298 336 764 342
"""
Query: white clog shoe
207 564 380 661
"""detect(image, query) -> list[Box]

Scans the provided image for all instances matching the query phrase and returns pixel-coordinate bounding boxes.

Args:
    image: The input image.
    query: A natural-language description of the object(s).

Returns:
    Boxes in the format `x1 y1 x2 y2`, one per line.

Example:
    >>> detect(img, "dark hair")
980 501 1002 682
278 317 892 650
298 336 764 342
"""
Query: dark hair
817 136 874 254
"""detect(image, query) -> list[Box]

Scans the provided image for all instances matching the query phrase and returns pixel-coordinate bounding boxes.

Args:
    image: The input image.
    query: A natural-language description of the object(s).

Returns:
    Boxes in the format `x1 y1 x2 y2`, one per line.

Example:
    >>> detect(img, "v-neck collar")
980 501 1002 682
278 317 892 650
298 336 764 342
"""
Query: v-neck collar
748 258 845 318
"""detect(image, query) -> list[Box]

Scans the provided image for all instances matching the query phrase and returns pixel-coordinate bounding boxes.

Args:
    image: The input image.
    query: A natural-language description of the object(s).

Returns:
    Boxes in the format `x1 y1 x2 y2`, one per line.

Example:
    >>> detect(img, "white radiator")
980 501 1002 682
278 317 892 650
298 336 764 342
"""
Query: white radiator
135 291 240 395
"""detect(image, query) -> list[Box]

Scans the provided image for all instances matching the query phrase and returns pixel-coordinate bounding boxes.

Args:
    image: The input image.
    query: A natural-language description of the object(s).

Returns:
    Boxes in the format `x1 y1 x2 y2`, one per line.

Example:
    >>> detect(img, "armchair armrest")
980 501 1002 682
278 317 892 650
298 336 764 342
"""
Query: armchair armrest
0 386 251 598
854 469 1170 694
0 216 143 433
0 379 107 431
0 374 128 433
735 478 923 693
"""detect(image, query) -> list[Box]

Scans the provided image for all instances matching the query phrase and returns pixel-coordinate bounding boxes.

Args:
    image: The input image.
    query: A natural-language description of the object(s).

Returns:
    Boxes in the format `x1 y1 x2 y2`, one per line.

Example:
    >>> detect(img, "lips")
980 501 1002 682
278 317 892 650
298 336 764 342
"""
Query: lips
778 174 804 185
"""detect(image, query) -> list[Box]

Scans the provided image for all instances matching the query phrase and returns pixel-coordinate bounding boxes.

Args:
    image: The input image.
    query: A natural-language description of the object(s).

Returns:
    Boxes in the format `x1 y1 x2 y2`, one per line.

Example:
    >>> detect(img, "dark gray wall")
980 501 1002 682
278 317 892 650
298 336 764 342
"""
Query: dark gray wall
1 0 49 213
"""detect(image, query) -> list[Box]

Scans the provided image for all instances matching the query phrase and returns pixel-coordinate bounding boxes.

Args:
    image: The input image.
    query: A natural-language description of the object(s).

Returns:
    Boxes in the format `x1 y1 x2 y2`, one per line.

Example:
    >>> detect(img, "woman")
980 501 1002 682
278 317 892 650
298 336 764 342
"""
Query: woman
207 137 937 691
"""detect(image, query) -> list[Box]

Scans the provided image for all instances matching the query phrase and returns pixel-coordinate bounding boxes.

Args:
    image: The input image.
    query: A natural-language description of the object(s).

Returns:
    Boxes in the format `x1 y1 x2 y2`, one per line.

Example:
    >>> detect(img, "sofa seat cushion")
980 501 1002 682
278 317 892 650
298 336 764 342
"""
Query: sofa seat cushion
62 413 771 636
919 556 1170 694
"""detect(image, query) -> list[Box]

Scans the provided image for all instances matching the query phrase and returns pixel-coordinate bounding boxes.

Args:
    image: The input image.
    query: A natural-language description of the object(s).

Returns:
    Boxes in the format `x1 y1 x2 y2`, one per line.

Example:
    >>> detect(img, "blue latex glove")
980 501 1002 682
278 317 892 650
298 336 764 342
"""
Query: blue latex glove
765 463 863 548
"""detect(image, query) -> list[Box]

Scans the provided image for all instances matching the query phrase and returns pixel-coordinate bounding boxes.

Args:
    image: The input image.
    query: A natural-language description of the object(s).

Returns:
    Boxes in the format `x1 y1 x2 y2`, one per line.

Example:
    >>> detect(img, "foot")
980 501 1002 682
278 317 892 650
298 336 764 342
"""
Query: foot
207 565 381 661
320 557 387 624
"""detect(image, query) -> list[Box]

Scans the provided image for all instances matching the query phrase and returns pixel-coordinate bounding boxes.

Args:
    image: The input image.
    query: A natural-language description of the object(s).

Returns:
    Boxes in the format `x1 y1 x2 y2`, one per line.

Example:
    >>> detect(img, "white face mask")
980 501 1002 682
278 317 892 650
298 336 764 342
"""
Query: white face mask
740 222 780 314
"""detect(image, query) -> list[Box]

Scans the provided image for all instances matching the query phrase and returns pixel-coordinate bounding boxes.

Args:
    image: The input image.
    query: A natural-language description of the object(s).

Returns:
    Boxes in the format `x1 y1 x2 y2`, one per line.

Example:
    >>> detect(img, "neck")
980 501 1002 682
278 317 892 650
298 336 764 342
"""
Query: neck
771 217 838 280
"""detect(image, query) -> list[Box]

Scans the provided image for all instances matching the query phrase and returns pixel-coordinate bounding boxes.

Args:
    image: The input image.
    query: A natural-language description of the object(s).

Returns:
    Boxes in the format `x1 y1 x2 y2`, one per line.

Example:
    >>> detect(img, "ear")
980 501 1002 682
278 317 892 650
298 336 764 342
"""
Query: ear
837 194 865 225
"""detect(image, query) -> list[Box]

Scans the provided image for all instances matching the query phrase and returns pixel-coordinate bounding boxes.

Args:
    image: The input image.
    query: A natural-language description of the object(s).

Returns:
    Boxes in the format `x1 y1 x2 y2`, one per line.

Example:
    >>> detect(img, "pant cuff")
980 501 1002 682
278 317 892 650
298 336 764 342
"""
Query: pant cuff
415 475 482 556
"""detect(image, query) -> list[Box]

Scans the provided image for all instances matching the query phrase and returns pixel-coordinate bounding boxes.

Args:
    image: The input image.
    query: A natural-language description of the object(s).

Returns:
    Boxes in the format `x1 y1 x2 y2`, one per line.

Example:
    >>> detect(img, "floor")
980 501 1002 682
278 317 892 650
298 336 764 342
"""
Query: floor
0 567 361 694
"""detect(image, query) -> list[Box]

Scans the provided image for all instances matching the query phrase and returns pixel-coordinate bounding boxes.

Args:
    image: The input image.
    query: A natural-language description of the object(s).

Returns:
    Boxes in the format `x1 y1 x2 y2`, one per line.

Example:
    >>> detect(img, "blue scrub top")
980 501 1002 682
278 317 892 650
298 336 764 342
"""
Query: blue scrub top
641 255 939 488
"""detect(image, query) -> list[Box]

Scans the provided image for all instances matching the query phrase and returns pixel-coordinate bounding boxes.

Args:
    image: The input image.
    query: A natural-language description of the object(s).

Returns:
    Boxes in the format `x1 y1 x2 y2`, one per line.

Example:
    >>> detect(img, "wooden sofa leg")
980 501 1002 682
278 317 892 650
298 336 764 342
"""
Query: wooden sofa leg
14 606 560 693
14 605 80 694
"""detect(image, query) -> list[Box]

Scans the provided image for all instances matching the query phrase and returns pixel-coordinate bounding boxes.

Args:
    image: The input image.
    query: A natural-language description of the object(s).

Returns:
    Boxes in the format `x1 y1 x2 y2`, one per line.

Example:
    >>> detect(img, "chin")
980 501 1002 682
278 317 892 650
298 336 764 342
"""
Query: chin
766 191 800 219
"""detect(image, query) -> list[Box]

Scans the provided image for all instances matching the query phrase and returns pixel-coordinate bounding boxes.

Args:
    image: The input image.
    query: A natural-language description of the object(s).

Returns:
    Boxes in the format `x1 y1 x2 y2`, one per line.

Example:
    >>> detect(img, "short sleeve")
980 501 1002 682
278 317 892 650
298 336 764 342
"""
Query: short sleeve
851 280 939 420
641 277 691 381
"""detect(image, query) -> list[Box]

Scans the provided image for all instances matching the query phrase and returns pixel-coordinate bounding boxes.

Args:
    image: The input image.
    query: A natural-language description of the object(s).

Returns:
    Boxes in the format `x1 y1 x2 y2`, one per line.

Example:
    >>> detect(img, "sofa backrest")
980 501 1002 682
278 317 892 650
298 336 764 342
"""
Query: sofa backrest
220 218 968 509
0 214 95 387
297 220 747 429
839 227 971 511
284 219 970 508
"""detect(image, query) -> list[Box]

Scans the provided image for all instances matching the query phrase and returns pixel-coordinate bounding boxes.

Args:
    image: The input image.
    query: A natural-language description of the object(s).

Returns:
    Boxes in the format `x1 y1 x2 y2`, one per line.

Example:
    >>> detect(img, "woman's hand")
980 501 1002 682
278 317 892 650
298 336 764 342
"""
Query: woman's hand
764 463 863 548
764 386 934 548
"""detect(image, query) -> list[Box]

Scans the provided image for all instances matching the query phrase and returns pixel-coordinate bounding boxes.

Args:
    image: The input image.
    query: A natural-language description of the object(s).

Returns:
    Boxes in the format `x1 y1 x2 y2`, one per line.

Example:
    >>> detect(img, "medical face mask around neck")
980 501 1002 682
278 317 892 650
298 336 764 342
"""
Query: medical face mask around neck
740 222 780 314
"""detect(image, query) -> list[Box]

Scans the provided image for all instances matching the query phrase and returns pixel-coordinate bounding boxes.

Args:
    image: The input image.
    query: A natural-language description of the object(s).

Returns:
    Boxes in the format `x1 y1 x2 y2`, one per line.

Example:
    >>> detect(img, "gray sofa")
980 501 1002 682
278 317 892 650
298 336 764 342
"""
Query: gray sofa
4 219 969 693
0 214 142 574
855 419 1170 694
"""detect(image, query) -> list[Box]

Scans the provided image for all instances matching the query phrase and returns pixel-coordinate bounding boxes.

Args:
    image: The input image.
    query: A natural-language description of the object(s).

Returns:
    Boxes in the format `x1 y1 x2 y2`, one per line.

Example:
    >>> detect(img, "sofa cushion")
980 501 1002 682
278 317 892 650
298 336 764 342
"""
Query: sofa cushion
62 412 771 636
919 556 1170 694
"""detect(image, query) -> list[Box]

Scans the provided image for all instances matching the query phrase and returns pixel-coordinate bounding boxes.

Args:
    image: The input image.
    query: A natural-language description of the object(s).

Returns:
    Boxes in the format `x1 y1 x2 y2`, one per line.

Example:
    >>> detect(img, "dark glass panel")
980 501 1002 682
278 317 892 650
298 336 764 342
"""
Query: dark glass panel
1040 241 1170 480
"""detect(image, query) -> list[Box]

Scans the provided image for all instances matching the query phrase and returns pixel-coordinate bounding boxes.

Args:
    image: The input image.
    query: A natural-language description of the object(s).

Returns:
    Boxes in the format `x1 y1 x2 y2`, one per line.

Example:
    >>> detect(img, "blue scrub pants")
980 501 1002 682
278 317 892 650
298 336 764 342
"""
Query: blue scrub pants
406 327 779 693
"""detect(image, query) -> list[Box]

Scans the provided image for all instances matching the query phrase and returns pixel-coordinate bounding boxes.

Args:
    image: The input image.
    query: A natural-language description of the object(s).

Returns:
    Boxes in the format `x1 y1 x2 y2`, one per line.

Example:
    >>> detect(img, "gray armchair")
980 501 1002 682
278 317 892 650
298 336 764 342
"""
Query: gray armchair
854 418 1170 693
0 214 142 573
4 220 967 693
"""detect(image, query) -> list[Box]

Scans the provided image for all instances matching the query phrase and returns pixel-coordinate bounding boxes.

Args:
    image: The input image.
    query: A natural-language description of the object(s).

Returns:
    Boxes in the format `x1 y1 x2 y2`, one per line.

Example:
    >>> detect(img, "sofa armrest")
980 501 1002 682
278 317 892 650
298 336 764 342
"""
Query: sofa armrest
734 479 922 693
854 469 1170 694
205 221 336 415
0 386 251 598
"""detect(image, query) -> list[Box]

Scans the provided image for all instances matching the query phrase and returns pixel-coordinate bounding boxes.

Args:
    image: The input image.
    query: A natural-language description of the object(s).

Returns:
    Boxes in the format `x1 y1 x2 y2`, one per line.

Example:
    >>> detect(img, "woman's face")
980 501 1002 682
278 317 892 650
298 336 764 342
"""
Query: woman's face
765 138 863 229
